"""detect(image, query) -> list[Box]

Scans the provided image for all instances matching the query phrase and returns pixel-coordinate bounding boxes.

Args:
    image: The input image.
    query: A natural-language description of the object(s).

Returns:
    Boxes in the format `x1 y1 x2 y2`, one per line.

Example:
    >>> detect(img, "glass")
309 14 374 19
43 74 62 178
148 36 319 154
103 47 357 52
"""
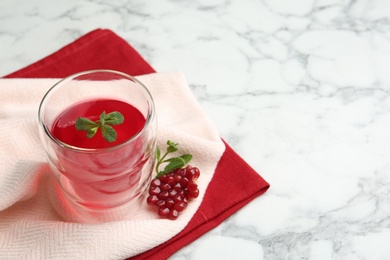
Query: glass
38 70 157 223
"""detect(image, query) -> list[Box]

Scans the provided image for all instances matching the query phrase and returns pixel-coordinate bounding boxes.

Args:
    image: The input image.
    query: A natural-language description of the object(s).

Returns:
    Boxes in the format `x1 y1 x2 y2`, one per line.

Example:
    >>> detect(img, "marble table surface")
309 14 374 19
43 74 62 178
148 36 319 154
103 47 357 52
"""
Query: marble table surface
1 0 390 259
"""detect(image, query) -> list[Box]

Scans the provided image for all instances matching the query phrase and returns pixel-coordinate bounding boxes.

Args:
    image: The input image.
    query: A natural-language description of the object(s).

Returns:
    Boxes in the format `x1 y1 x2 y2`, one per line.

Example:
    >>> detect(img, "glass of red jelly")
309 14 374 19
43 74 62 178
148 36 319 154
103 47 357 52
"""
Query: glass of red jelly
38 70 157 223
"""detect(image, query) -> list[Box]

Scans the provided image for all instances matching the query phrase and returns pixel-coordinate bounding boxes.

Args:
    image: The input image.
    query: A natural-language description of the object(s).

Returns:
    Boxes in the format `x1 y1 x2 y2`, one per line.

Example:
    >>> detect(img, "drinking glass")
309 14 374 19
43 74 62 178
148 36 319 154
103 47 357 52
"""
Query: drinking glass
38 70 157 222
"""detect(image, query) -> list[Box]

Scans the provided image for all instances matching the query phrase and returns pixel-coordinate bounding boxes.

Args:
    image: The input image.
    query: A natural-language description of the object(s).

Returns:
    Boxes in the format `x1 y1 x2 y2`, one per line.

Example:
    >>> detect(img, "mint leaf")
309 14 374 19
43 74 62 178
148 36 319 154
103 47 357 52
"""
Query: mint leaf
104 111 124 125
87 127 98 138
75 117 97 131
179 154 192 164
163 157 186 173
101 125 117 142
155 141 192 178
156 146 161 161
100 111 106 125
166 140 178 153
75 111 124 142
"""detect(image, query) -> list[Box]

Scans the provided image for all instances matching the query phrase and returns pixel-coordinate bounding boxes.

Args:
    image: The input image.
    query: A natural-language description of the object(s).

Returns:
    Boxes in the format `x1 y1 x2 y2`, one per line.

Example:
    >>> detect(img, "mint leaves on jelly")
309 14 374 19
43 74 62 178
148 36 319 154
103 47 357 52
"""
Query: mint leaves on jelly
75 111 124 142
155 140 192 178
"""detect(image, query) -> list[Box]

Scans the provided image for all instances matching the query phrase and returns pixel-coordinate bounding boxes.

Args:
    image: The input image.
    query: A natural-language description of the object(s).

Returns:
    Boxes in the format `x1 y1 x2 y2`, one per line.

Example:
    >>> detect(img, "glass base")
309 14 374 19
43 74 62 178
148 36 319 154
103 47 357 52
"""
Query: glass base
48 175 147 223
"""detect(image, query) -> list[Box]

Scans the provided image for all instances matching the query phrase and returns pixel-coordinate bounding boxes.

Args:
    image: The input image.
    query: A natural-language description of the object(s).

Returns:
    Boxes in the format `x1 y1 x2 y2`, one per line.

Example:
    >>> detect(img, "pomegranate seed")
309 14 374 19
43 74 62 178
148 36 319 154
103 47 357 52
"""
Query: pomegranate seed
166 175 176 186
174 186 184 192
159 175 168 183
180 177 189 188
187 181 198 192
158 207 170 217
160 183 171 191
169 188 178 197
172 194 183 202
149 186 161 196
174 174 182 183
168 209 179 220
151 178 161 187
179 168 187 177
165 198 175 209
184 166 193 180
173 201 187 212
189 188 199 199
147 195 159 205
189 167 200 180
158 190 169 200
156 199 165 207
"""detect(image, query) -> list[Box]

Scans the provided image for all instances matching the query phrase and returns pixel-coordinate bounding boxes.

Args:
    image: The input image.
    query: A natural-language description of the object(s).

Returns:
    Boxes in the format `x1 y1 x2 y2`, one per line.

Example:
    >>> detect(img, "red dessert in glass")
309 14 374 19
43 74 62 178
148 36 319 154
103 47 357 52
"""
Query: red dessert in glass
38 70 156 222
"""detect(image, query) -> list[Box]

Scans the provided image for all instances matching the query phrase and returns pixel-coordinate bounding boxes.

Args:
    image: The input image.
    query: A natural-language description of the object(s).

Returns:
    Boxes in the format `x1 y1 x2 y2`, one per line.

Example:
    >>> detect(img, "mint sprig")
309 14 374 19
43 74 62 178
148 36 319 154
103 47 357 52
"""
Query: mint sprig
75 111 124 142
155 140 192 178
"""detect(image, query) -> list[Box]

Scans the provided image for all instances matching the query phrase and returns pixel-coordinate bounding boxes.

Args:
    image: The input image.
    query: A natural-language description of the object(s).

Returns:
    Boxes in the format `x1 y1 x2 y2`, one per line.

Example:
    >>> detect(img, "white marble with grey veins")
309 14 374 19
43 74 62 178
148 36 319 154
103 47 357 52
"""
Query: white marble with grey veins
1 0 390 259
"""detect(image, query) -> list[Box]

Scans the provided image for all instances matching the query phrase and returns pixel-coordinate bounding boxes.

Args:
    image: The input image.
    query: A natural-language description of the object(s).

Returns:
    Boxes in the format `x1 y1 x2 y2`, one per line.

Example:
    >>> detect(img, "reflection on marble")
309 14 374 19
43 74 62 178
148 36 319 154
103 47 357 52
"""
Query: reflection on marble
1 0 390 259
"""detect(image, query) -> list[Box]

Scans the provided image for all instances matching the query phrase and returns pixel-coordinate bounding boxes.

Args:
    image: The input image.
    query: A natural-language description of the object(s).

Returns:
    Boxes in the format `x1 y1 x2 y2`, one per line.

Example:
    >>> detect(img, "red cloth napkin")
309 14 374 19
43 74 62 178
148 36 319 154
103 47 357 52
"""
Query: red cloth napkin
4 29 270 259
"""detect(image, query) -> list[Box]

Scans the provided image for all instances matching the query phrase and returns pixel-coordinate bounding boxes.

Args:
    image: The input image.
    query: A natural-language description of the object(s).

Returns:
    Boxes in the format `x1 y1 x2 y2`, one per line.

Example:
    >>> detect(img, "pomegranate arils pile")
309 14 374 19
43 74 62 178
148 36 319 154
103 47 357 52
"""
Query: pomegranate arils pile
147 165 200 220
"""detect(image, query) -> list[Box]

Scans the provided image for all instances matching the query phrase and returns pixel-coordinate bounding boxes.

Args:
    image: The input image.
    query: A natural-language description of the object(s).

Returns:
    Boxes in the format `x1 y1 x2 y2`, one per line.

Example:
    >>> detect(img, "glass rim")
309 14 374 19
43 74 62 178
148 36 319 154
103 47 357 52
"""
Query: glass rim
38 69 156 153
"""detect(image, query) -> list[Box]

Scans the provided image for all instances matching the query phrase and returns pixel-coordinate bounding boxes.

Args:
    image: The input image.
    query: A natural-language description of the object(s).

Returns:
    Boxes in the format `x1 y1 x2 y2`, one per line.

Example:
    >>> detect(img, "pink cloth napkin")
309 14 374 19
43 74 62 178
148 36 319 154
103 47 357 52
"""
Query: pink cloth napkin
0 72 225 258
